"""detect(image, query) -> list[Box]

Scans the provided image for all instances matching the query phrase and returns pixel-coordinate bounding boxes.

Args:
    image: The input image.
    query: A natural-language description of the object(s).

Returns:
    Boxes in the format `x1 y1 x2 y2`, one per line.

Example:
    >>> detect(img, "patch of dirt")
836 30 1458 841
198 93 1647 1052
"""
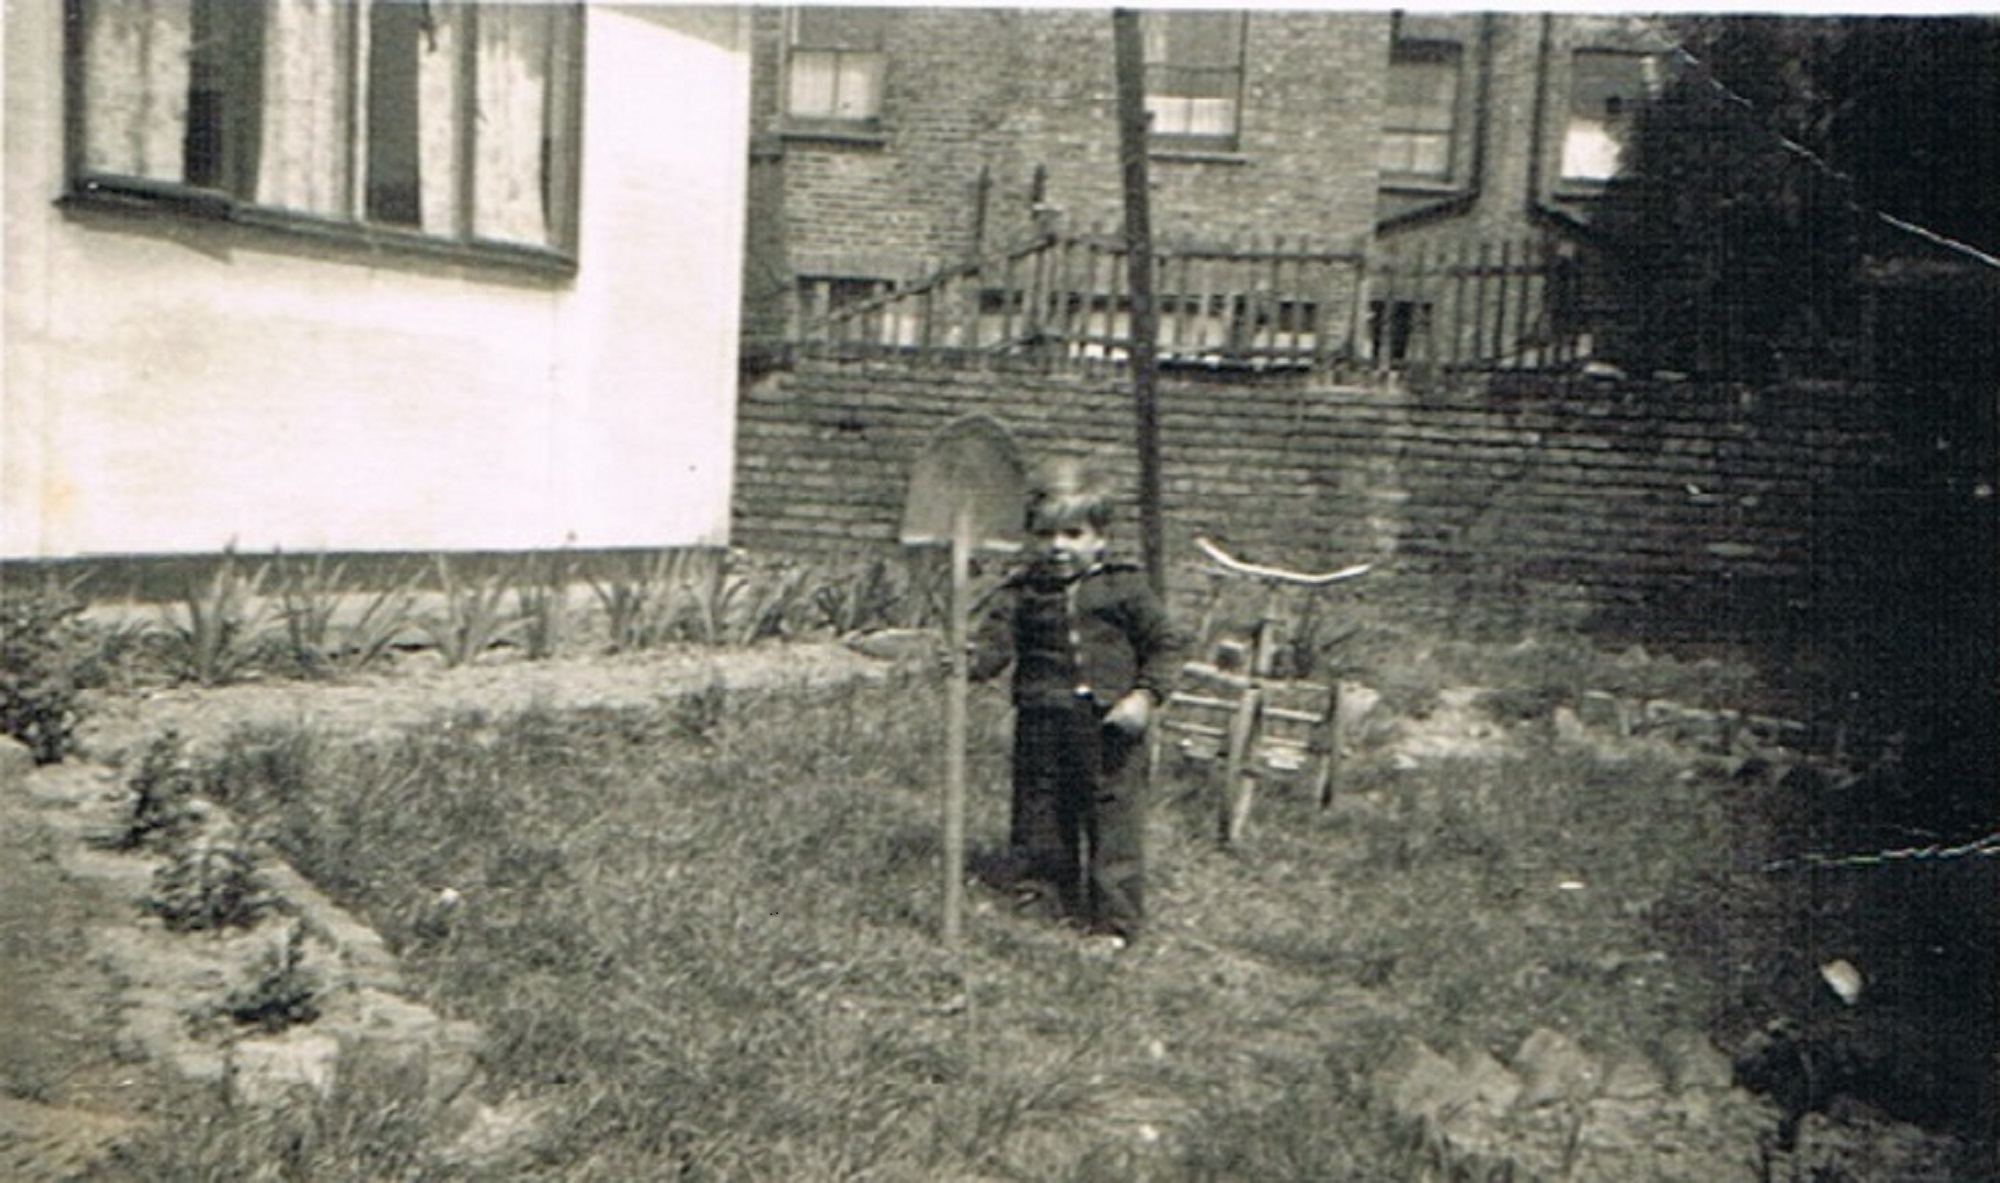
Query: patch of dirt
77 640 895 762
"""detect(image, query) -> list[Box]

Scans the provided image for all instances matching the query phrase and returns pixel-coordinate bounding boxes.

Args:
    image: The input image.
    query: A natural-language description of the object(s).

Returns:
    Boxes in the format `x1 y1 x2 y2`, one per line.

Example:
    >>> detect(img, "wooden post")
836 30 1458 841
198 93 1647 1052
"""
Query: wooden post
1113 8 1165 595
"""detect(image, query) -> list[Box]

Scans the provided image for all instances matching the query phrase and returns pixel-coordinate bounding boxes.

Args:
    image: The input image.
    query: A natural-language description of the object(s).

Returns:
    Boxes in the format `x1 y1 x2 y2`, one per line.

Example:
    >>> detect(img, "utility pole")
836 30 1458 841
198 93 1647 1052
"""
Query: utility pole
1112 8 1165 595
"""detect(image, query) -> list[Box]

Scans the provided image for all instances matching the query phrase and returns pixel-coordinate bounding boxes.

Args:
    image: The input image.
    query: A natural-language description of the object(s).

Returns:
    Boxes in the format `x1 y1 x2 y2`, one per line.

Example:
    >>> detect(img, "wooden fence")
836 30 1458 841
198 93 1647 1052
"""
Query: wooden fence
794 230 1586 376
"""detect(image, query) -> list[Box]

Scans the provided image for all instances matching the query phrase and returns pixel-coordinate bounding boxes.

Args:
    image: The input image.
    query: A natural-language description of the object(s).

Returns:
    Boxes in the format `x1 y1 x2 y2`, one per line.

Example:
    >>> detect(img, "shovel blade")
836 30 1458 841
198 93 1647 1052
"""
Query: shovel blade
900 414 1025 551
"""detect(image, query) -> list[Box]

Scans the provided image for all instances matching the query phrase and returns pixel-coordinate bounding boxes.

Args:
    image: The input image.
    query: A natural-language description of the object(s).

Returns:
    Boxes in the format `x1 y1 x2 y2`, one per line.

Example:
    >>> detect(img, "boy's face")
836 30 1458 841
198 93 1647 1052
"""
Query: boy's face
1035 521 1108 573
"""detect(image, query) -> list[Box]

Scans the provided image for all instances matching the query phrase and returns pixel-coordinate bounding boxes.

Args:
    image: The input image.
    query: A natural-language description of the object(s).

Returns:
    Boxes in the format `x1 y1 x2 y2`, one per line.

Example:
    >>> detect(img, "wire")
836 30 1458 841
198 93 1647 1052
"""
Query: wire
1763 831 2000 873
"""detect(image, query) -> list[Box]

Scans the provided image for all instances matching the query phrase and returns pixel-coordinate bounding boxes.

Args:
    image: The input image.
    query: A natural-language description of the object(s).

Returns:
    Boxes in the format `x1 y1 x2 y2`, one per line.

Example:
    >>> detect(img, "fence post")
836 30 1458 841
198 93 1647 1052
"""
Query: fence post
960 261 981 354
1312 243 1336 376
1514 236 1536 370
1113 7 1166 594
1352 244 1376 370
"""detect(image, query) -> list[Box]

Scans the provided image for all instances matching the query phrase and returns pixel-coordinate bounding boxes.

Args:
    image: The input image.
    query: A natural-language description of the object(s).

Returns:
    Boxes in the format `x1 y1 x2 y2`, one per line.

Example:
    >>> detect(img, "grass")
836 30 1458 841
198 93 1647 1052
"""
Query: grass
96 661 1757 1180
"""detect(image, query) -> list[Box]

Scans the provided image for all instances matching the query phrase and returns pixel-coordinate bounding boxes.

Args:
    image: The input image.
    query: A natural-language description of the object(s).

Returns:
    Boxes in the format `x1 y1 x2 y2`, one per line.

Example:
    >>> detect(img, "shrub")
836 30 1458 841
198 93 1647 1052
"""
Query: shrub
146 822 275 932
224 921 322 1033
0 577 91 763
117 730 200 850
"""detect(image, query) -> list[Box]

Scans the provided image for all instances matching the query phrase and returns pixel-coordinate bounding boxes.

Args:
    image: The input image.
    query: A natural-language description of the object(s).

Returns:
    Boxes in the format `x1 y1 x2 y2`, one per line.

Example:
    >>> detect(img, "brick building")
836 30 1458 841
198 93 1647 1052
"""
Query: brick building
741 8 1672 353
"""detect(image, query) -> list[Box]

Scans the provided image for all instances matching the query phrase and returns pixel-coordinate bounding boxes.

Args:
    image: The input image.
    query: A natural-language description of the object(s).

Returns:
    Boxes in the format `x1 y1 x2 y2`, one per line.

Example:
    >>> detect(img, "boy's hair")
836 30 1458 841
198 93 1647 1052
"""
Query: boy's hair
1026 456 1116 531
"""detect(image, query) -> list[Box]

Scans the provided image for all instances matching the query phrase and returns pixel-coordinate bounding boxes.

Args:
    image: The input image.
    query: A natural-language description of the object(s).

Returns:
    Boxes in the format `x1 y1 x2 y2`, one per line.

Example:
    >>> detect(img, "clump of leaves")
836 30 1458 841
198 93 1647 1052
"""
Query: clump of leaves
271 552 420 677
146 822 275 932
338 574 421 675
422 556 523 668
733 558 810 644
224 921 322 1033
272 551 344 678
589 552 677 654
811 557 903 635
669 548 749 645
0 576 92 763
118 730 200 850
161 550 275 686
806 552 950 635
671 680 729 743
601 559 667 650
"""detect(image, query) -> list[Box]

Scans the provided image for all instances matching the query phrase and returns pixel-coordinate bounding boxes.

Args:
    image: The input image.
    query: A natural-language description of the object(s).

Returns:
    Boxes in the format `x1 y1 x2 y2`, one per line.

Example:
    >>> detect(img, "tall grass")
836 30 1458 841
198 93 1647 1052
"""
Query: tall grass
117 669 1750 1180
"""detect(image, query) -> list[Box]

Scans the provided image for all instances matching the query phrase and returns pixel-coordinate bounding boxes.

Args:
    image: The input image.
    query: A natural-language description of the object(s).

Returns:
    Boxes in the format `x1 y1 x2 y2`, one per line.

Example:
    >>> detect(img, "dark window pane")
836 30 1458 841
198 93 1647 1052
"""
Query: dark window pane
182 0 262 194
366 1 424 227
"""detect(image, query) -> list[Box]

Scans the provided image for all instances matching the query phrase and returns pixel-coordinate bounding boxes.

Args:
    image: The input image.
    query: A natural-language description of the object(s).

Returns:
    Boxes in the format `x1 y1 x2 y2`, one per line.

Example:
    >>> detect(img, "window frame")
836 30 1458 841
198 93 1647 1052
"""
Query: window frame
60 0 586 275
783 7 889 136
1143 10 1248 155
1558 47 1663 190
1378 38 1464 189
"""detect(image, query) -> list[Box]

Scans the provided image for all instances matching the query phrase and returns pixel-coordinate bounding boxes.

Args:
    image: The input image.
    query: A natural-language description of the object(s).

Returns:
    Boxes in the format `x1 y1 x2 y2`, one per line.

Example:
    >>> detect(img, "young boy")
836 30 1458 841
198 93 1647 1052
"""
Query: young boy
969 459 1178 945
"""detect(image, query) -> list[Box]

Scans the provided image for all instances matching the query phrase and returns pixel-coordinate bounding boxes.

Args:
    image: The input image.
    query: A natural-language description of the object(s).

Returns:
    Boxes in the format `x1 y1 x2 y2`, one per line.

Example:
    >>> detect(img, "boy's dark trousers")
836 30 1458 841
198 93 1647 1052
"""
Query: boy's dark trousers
1011 700 1147 939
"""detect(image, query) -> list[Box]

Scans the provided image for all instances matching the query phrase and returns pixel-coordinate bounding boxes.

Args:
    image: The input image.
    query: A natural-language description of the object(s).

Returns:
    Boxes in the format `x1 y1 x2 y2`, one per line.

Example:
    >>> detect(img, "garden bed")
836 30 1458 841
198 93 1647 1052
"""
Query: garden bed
3 609 1990 1179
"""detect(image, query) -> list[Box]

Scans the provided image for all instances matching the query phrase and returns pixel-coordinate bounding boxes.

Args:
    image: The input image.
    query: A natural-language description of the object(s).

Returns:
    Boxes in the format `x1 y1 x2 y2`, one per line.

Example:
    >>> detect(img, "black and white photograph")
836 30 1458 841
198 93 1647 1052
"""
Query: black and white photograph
3 3 1994 1178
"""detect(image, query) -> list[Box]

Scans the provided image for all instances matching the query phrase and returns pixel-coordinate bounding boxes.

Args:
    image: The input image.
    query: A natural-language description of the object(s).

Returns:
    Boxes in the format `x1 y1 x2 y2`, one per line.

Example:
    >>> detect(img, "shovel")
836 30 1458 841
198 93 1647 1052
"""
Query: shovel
901 414 1024 944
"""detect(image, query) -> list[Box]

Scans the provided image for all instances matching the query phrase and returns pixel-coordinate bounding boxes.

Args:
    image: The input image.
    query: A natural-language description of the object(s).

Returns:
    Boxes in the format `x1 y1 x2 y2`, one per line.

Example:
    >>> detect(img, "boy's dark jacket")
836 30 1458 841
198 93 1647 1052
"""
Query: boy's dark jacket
969 558 1179 711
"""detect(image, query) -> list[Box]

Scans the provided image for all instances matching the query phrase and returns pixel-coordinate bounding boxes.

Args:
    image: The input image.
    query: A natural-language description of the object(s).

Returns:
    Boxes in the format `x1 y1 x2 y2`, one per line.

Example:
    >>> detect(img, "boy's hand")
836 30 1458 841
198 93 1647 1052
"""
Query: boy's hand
1104 691 1152 735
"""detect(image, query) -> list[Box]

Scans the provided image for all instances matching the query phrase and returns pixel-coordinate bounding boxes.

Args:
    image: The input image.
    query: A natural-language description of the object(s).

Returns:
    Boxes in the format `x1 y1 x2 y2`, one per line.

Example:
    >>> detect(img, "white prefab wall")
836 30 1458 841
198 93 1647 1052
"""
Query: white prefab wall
2 5 749 558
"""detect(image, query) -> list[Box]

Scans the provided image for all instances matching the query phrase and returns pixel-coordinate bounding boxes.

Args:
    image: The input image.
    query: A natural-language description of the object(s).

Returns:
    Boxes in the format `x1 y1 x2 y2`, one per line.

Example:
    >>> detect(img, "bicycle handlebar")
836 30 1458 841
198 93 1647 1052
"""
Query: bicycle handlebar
1195 536 1372 587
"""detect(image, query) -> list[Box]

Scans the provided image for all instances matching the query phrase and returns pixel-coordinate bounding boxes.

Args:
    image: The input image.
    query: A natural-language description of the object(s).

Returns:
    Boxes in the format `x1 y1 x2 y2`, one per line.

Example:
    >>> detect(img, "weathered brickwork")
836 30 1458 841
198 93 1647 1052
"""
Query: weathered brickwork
744 10 1672 348
734 357 1937 646
744 9 1397 337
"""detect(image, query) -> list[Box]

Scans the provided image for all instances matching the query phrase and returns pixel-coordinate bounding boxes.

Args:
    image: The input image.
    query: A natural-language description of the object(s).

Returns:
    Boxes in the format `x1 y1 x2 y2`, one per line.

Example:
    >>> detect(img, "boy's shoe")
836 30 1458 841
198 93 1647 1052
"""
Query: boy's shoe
1012 880 1061 920
1080 920 1134 954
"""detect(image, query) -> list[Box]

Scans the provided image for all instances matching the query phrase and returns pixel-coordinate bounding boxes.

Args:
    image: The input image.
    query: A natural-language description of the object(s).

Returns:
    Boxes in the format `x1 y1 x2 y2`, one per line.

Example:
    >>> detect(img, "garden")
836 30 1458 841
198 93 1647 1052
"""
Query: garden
1 548 1990 1180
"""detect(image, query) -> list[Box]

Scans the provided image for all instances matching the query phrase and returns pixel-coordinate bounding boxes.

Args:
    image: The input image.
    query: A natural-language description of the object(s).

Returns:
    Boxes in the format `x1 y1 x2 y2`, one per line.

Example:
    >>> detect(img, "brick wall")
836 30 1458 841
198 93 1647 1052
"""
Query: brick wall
744 9 1396 340
734 357 1972 651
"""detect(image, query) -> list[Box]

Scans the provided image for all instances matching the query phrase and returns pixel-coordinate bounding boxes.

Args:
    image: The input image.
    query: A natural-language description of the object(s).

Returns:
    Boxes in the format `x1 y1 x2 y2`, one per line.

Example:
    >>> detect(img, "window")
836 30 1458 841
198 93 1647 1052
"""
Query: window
1143 11 1245 151
1379 40 1461 183
67 0 583 265
786 8 887 126
1561 50 1663 183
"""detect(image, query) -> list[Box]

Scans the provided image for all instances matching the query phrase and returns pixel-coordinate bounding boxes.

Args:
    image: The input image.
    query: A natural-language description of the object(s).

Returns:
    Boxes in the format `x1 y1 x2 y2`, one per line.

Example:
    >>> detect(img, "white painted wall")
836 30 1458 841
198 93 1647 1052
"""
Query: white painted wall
2 5 749 558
